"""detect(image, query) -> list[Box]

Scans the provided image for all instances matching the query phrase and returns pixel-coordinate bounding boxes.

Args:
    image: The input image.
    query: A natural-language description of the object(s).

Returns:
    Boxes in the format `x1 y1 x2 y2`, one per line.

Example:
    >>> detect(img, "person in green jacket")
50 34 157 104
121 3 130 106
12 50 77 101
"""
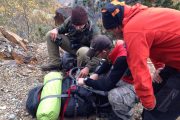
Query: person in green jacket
41 6 100 71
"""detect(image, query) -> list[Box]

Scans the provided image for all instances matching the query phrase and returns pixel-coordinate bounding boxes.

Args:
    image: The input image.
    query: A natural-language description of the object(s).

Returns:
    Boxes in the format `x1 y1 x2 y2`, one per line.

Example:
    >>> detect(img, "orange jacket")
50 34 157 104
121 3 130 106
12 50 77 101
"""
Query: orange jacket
123 4 180 109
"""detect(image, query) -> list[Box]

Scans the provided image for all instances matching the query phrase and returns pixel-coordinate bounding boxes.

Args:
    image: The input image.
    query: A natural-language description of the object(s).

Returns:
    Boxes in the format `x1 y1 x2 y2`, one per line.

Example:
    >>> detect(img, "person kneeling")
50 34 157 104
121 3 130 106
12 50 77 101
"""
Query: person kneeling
78 35 138 120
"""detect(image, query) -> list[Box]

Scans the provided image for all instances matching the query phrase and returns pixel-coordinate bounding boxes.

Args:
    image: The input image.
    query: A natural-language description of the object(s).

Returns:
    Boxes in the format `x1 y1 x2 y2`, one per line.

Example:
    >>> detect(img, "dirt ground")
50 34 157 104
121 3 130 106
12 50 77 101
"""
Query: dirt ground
0 42 179 120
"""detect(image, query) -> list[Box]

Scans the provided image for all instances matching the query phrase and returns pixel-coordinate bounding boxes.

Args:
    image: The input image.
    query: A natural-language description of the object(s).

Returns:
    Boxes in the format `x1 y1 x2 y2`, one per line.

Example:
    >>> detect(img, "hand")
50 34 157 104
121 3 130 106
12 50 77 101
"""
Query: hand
50 28 58 41
153 68 163 84
77 78 85 86
78 67 89 78
90 74 99 80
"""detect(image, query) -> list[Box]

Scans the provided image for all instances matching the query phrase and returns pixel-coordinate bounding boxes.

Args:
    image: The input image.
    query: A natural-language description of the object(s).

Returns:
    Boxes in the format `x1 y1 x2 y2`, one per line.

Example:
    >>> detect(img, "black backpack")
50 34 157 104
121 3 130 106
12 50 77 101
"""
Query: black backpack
26 68 111 119
61 52 77 71
26 85 43 118
60 67 111 119
61 76 95 118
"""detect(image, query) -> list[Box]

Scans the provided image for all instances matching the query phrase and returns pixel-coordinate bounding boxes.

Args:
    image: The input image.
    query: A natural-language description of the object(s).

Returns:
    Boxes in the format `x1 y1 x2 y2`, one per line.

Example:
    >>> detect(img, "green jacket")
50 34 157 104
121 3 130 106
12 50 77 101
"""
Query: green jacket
57 17 100 50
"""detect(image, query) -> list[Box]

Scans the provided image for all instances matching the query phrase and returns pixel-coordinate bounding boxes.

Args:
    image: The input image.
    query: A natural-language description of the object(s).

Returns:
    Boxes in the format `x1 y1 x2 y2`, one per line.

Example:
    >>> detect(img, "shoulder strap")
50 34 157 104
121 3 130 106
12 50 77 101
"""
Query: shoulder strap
40 94 69 102
44 78 61 85
81 86 108 96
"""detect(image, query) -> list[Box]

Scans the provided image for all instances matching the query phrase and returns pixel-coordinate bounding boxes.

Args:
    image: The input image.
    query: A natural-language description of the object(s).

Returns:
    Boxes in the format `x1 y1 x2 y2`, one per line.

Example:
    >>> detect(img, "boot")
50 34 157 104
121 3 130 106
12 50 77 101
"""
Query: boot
41 64 62 71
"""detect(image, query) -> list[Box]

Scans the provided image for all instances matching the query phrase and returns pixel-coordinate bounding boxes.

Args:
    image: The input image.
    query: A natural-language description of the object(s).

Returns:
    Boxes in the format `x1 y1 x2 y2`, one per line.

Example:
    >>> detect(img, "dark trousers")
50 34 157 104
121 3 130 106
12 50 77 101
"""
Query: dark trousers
142 66 180 120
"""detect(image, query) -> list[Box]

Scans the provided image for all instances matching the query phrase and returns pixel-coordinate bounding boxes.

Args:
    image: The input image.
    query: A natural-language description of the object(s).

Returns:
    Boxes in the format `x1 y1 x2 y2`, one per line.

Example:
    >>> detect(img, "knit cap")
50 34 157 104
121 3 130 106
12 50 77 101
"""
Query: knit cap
71 6 88 25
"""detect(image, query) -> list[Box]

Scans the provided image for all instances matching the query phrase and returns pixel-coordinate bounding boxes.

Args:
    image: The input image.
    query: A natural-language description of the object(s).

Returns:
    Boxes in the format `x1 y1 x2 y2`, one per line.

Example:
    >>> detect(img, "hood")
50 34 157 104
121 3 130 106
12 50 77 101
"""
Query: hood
123 3 148 27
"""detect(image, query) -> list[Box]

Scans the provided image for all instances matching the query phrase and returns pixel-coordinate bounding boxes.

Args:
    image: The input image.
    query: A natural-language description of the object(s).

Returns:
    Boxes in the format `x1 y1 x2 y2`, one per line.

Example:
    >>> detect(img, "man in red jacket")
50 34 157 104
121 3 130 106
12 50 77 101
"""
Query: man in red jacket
101 0 180 120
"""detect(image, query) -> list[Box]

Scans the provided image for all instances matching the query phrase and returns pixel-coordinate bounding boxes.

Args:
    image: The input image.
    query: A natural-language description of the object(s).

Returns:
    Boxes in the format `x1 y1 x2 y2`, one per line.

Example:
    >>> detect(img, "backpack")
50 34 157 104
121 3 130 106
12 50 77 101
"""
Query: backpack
60 67 111 119
26 85 43 118
26 67 111 119
61 76 95 118
61 52 77 71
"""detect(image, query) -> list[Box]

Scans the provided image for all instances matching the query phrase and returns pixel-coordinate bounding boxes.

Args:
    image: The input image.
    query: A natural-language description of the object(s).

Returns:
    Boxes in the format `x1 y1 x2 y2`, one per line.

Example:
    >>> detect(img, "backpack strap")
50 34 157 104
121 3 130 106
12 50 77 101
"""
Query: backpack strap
44 78 61 85
96 102 110 108
39 78 65 101
60 85 77 120
84 87 110 108
40 77 66 102
82 86 108 96
40 94 69 102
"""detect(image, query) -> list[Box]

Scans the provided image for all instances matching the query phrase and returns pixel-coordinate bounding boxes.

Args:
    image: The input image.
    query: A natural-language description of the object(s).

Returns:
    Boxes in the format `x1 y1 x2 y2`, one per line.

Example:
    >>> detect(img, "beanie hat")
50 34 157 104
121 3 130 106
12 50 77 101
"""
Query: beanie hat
87 35 113 58
102 1 125 30
71 6 88 25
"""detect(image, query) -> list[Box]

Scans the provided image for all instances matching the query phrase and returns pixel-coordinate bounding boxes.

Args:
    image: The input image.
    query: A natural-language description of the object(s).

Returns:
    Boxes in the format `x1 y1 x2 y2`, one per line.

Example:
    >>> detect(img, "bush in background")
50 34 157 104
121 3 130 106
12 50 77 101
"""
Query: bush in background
142 0 180 9
0 0 60 42
0 0 179 43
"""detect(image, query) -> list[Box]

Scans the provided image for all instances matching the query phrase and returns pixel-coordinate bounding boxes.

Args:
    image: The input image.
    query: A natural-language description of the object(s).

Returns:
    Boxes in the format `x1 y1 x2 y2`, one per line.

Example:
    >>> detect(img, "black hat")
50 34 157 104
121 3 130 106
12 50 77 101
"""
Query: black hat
87 35 112 58
102 1 125 29
71 6 88 25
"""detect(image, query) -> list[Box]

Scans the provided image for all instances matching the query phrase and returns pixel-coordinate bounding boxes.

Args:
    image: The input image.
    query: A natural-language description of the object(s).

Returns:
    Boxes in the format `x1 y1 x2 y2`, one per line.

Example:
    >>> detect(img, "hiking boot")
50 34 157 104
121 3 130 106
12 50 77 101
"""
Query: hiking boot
41 64 62 71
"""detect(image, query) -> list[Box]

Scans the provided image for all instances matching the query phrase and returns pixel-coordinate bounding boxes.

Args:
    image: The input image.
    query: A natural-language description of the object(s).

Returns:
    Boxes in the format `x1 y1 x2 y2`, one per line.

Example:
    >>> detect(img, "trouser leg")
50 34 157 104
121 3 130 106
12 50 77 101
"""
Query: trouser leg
58 34 76 55
142 70 180 120
76 47 100 71
46 31 61 65
46 33 76 65
108 80 137 120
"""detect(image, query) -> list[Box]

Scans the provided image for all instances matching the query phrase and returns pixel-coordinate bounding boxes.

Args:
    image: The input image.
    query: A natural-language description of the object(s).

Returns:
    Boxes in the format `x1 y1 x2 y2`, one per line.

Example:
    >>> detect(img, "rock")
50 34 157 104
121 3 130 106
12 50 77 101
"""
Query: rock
15 109 19 113
177 116 180 120
0 37 14 59
0 60 17 66
8 114 17 120
0 26 37 64
0 106 7 110
0 26 28 51
23 112 30 117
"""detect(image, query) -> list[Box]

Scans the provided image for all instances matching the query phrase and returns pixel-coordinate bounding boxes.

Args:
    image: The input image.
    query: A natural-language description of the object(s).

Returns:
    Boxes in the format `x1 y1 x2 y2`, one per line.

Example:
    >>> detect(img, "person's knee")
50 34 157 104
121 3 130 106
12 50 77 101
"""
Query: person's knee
108 87 136 116
45 31 52 42
76 47 90 66
76 47 89 57
108 88 124 109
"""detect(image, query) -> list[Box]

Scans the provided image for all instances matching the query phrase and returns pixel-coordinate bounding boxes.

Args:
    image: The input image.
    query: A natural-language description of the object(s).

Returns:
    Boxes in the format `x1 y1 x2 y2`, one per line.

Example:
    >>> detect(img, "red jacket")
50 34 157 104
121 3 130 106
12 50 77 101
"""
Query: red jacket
123 4 180 109
108 40 127 64
108 40 134 84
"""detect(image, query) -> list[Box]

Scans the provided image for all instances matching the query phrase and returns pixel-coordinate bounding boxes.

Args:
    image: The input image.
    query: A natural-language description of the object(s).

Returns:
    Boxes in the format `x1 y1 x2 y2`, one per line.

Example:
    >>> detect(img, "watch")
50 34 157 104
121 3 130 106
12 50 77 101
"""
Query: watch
83 77 88 83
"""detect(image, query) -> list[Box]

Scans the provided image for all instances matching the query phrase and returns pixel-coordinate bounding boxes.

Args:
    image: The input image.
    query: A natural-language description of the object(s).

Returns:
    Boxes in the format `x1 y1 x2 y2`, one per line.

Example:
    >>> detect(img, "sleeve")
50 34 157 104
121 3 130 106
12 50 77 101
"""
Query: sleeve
82 23 101 71
124 32 156 109
57 17 70 34
85 56 101 72
94 60 112 75
85 56 128 91
150 58 165 69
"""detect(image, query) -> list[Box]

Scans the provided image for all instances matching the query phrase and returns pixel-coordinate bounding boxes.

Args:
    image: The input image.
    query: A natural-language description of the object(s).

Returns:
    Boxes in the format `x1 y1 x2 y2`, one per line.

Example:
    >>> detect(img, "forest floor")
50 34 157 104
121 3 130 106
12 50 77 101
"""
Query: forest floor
0 42 179 120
